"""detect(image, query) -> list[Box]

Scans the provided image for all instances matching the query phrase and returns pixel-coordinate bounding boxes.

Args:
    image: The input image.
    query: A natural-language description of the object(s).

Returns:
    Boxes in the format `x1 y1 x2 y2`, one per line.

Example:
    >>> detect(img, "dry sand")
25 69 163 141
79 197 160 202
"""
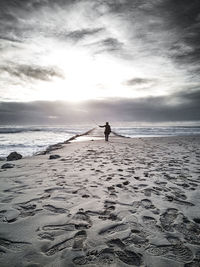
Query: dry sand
0 129 200 267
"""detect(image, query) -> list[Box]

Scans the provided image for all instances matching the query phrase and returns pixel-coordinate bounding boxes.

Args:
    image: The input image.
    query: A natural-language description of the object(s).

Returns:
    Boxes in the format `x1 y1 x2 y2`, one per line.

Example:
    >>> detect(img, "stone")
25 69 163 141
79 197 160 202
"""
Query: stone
1 163 15 169
49 154 61 160
7 152 22 161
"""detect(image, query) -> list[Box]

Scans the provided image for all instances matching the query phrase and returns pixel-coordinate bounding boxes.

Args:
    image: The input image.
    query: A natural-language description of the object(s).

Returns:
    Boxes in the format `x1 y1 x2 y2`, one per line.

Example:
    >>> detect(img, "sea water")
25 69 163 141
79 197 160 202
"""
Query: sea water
0 125 200 157
0 125 91 157
112 126 200 138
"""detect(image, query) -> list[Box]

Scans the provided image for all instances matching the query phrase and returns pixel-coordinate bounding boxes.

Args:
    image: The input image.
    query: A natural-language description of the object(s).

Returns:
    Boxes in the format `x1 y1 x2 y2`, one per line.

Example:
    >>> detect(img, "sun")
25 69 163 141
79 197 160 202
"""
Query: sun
36 47 129 102
31 45 168 102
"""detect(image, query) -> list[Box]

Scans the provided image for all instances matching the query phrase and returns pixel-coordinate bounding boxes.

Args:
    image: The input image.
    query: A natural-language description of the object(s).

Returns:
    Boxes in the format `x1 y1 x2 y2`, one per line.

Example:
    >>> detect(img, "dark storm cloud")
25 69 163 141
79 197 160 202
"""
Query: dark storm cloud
174 89 200 105
96 0 200 71
0 0 106 50
85 90 200 122
149 0 200 71
0 90 199 124
0 101 87 124
0 0 72 41
0 63 63 81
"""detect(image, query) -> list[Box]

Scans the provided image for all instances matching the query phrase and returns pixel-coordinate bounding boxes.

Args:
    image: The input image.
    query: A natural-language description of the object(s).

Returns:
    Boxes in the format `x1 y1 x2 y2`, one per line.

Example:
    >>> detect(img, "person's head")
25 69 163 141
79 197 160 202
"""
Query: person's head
106 122 109 125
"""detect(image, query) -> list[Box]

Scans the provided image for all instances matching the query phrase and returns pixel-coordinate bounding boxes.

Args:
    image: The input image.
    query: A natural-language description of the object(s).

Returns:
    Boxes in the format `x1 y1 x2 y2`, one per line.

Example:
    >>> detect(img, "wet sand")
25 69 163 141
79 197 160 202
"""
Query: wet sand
0 129 200 267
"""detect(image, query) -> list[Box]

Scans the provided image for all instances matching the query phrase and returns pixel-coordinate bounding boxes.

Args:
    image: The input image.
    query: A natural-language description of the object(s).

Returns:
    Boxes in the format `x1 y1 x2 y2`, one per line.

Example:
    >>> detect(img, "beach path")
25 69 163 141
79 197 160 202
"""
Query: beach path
0 132 200 266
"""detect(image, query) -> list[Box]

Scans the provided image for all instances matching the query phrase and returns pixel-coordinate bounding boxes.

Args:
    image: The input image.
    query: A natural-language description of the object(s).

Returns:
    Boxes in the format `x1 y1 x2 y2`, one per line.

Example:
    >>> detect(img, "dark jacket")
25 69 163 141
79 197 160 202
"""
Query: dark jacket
102 124 111 134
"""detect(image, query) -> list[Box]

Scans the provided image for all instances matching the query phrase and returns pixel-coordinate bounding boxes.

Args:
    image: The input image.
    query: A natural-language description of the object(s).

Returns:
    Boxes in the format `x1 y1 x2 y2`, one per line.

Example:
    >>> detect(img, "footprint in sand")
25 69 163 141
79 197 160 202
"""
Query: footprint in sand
129 201 140 214
43 204 68 214
44 237 73 256
17 203 43 218
70 209 92 230
115 250 143 266
1 195 15 203
123 233 149 249
107 186 118 197
106 238 125 249
99 223 129 235
73 248 115 265
38 223 75 242
175 216 200 245
140 198 155 209
38 232 55 241
160 208 179 232
146 243 194 263
144 188 152 197
72 230 87 250
164 195 195 207
169 186 187 200
97 200 118 221
142 216 162 233
0 237 31 252
166 235 181 245
146 245 171 256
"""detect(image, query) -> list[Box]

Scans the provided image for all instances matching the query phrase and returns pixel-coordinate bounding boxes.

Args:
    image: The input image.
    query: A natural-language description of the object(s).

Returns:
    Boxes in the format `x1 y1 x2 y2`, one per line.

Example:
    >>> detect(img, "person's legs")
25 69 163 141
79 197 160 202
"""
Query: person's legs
105 133 108 141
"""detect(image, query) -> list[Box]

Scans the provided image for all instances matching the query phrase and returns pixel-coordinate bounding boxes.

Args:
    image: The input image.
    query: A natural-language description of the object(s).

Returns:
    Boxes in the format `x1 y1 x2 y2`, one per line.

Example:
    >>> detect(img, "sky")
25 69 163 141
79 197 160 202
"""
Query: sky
0 0 200 124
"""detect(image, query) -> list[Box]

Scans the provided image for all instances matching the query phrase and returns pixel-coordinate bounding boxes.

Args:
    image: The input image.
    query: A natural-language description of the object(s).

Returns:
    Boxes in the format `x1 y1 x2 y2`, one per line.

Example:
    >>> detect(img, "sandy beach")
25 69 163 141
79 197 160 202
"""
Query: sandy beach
0 129 200 267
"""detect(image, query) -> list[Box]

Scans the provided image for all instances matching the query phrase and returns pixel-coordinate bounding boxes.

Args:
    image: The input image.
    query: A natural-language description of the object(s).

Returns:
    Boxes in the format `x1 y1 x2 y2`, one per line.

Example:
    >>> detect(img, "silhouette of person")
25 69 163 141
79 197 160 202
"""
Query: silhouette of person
99 122 111 141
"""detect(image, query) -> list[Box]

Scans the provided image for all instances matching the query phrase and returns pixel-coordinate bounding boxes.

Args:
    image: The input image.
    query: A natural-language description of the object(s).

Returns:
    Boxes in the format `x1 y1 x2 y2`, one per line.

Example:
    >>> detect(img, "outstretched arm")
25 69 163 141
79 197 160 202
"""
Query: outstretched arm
99 125 105 128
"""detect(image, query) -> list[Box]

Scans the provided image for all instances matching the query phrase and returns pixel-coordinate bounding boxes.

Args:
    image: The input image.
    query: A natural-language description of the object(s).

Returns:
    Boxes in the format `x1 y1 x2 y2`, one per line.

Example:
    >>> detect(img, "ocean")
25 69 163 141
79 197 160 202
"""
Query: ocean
0 125 200 158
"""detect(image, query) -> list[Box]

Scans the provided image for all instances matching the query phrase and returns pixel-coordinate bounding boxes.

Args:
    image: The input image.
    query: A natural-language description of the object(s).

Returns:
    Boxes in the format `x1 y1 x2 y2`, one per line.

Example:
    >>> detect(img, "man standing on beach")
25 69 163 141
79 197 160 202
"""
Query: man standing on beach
99 122 111 141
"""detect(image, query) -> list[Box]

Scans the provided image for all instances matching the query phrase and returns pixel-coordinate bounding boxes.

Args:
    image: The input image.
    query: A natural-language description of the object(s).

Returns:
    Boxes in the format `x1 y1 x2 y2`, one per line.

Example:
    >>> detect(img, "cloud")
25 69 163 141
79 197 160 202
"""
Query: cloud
64 28 104 42
100 37 123 51
88 37 124 55
0 36 22 43
153 0 200 71
0 63 64 81
85 90 200 122
0 90 199 125
124 78 156 86
97 0 200 72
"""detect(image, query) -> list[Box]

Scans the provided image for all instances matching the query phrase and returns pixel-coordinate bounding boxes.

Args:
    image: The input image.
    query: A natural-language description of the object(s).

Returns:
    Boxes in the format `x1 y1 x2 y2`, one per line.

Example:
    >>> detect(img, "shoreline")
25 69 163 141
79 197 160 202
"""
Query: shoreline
36 128 96 155
35 128 200 157
1 124 200 160
0 133 199 163
35 127 129 156
36 132 200 158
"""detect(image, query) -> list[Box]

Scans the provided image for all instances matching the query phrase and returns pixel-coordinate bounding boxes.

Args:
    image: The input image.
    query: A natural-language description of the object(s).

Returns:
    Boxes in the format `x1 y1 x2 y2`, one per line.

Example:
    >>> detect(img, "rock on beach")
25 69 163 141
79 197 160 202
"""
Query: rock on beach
1 163 15 169
7 152 22 161
49 154 61 160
